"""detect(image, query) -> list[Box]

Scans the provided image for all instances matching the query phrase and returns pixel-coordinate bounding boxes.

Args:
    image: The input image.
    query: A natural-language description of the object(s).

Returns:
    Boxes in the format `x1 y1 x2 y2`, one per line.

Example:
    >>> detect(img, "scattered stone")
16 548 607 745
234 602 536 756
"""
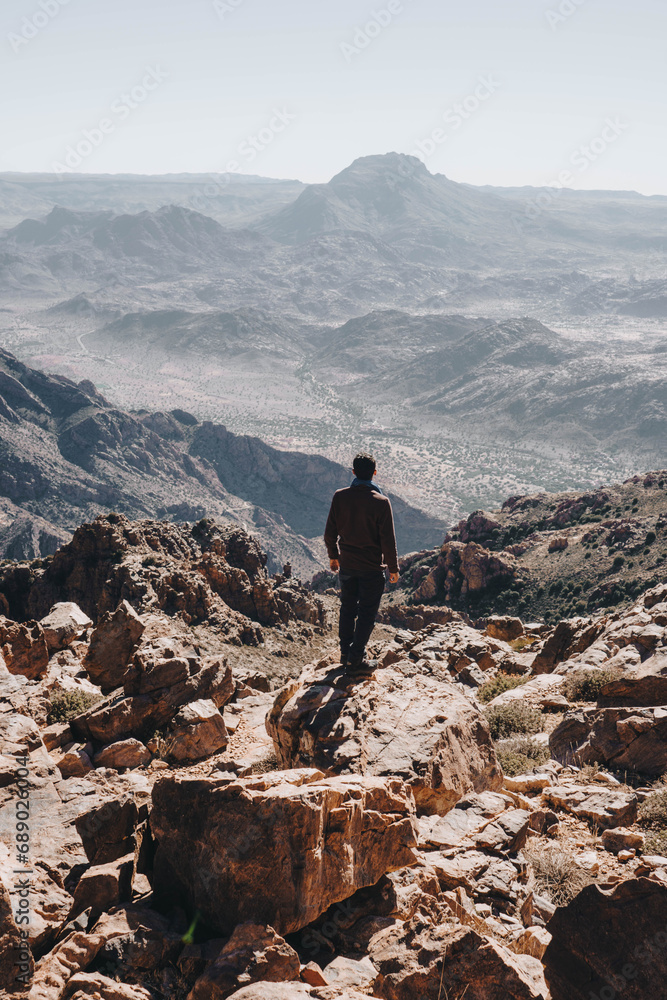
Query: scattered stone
323 956 377 991
513 927 551 960
300 962 328 987
41 721 73 751
151 770 418 936
0 617 49 679
544 784 638 830
70 854 135 920
550 706 667 776
55 746 93 779
75 794 150 866
485 616 525 642
71 654 233 744
369 918 547 999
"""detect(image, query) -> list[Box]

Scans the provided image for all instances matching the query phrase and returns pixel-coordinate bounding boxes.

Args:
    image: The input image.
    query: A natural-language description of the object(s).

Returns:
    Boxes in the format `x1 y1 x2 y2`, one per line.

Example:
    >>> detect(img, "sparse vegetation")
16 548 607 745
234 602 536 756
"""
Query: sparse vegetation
47 689 102 723
496 736 551 776
524 843 593 906
564 668 623 703
485 702 543 740
477 673 528 704
638 786 667 836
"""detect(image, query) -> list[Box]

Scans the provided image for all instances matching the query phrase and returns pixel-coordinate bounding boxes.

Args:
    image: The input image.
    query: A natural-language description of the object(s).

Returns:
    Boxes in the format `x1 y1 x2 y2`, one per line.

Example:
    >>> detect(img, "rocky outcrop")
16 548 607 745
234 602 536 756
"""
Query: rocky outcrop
150 769 419 936
550 706 667 776
267 658 502 815
71 651 233 744
0 514 324 644
543 878 667 1000
414 540 519 603
369 918 546 999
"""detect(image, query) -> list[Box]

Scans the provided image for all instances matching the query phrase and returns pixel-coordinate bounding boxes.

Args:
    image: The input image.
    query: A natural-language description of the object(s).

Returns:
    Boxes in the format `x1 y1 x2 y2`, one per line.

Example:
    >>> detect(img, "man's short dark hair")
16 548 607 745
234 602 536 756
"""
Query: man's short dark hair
353 452 376 480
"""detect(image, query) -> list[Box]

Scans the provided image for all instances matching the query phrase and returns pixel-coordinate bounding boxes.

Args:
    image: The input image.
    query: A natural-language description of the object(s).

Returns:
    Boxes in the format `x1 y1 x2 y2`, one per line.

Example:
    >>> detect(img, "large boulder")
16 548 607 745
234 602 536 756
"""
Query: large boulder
266 659 502 815
83 600 145 692
598 653 667 707
164 699 228 763
187 923 300 999
0 617 49 679
550 706 667 776
531 618 603 674
150 769 419 936
39 602 92 653
543 878 667 1000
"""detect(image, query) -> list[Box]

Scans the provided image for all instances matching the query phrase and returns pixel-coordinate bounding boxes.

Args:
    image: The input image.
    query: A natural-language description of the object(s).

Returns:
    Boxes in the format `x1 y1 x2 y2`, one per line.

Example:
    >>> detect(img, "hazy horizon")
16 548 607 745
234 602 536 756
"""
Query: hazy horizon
2 0 666 195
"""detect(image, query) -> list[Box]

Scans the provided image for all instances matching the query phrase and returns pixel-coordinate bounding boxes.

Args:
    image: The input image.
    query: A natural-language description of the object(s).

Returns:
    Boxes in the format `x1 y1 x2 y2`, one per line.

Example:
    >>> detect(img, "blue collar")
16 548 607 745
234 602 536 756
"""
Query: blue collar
351 477 383 495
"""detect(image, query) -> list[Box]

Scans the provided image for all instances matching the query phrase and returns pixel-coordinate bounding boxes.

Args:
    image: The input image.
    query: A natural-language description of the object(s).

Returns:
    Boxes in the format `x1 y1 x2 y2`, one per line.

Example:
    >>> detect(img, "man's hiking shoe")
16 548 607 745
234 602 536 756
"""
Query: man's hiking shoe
346 657 378 677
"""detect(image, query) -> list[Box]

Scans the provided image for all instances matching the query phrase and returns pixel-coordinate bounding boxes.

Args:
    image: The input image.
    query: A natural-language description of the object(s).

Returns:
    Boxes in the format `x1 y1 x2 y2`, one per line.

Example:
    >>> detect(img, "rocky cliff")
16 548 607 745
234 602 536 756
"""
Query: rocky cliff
0 349 445 573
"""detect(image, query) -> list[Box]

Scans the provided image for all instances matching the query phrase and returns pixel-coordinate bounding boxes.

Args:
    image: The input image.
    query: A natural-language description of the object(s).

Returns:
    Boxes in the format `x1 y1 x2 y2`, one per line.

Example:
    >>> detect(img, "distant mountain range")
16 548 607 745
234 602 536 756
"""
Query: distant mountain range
0 348 446 571
1 152 667 525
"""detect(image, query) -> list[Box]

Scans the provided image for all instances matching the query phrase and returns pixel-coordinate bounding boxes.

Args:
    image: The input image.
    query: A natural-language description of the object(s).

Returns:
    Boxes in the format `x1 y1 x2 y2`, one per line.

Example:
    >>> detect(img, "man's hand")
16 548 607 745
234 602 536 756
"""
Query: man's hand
389 571 399 584
330 559 340 572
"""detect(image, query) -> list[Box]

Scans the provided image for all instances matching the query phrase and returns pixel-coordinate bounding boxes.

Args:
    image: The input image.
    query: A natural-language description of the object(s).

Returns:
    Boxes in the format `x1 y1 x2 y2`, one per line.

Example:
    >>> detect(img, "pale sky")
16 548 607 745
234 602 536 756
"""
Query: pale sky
1 0 666 193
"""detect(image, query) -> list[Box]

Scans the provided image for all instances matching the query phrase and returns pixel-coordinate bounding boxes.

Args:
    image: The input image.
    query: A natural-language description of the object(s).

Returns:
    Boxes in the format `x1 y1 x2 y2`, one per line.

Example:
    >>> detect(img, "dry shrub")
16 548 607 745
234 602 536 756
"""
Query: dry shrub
524 842 593 906
564 667 623 703
485 701 543 741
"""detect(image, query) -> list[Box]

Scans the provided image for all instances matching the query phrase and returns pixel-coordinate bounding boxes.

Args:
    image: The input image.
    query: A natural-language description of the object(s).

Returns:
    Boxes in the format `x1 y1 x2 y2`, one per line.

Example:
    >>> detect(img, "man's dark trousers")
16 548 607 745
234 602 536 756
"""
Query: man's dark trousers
339 570 385 662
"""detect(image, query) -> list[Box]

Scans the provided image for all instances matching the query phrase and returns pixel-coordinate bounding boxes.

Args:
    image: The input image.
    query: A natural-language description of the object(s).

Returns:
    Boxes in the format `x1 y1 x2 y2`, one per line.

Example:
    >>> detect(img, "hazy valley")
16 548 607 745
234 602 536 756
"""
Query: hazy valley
1 154 667 541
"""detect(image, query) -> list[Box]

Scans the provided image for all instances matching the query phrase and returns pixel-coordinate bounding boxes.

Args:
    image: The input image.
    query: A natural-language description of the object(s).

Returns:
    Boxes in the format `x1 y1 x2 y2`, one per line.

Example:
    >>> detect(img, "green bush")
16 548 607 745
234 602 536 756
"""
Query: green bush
478 673 529 704
646 531 657 545
47 689 102 724
496 736 551 776
485 701 543 740
565 668 623 703
613 556 625 570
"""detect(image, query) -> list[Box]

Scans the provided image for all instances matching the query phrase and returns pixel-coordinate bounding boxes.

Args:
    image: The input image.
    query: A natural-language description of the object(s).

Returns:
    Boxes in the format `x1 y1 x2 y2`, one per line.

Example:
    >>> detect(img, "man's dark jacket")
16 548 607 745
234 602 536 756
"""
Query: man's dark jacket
324 484 399 575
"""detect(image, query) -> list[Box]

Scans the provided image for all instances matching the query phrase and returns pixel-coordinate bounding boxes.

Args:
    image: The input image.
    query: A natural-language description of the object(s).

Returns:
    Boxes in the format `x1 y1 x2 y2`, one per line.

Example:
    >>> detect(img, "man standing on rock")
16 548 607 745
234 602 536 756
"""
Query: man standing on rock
324 452 400 675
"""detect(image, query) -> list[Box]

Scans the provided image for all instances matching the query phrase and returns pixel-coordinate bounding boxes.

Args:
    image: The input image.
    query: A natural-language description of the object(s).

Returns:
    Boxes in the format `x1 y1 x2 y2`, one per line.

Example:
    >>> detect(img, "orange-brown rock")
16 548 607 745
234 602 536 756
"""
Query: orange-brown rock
369 917 547 999
84 600 145 692
93 739 151 770
543 878 667 1000
267 660 502 815
164 699 228 763
70 854 135 920
151 769 419 936
39 602 92 653
187 923 301 999
71 654 233 744
0 617 49 679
